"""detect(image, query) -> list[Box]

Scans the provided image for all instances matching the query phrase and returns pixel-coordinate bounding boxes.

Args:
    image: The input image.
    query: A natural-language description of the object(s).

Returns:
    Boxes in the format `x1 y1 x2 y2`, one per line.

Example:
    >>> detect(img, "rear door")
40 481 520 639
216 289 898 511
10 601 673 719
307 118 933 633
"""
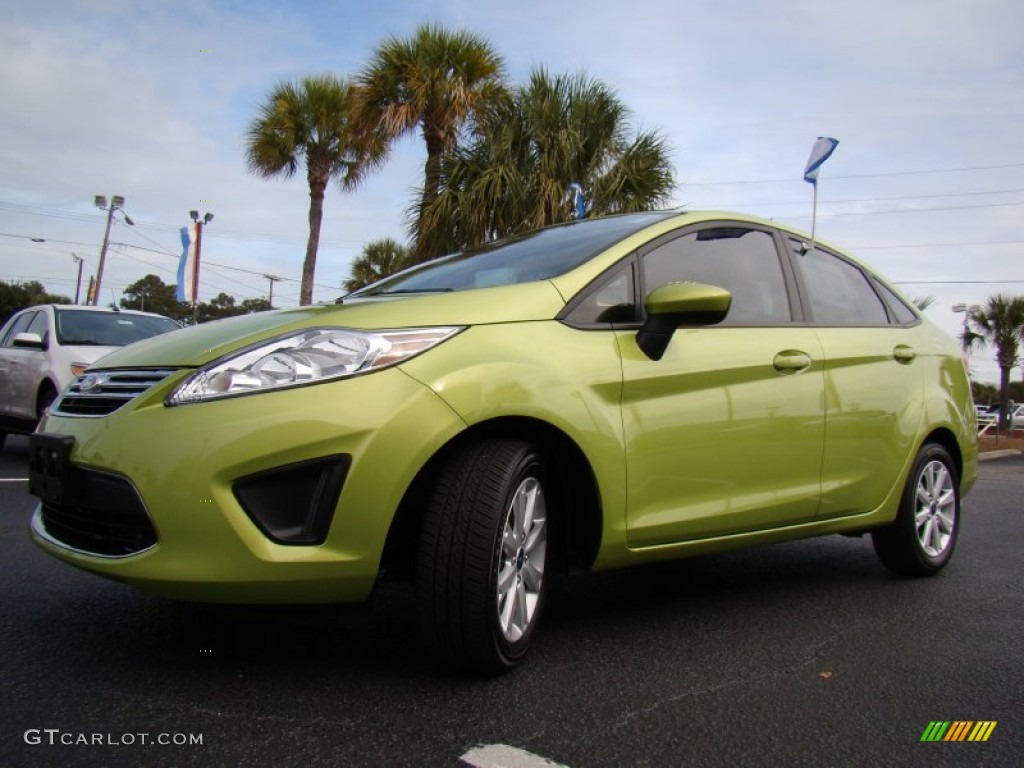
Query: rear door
784 237 925 519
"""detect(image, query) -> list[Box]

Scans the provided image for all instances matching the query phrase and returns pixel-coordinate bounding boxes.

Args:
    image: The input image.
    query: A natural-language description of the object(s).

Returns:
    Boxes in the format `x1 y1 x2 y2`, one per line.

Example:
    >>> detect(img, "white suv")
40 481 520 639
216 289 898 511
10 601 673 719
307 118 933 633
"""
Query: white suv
0 304 178 450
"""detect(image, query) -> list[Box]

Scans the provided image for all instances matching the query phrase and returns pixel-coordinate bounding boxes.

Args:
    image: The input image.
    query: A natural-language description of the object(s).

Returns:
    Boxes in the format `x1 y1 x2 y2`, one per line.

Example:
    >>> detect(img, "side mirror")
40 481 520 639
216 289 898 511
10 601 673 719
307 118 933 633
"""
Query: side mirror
636 282 731 361
12 332 45 350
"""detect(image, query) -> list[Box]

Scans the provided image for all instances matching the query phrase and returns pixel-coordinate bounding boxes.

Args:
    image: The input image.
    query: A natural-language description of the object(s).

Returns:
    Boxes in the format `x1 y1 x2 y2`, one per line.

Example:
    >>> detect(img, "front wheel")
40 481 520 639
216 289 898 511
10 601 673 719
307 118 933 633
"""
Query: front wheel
872 443 960 576
416 439 549 675
36 384 57 423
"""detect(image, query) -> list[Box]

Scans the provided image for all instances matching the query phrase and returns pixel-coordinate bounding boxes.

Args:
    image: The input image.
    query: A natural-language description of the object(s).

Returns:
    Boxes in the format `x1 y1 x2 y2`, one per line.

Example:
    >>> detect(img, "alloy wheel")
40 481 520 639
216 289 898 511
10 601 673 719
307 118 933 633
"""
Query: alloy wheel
495 476 547 643
914 459 956 558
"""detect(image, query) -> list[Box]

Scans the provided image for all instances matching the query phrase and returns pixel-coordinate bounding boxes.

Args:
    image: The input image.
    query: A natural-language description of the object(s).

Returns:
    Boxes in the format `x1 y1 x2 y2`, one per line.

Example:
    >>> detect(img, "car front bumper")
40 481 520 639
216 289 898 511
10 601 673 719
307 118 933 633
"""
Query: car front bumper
29 365 465 603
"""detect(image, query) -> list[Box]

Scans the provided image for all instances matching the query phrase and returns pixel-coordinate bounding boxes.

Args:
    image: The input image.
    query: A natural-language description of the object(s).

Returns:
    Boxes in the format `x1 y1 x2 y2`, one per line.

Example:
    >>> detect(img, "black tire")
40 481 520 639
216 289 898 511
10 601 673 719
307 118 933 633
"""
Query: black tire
0 432 6 453
872 443 960 576
36 384 57 422
416 439 550 675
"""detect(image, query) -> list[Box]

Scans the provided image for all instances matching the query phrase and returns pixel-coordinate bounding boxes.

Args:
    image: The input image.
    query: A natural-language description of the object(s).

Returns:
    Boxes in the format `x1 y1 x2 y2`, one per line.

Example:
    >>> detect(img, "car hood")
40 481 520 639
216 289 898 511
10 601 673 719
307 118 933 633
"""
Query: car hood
62 344 122 364
91 281 567 369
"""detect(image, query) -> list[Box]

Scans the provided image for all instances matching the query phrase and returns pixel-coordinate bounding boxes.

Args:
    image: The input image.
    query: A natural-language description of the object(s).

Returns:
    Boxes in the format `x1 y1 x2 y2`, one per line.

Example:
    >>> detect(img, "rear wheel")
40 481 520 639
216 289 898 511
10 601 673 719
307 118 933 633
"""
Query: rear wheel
416 439 549 675
872 443 960 576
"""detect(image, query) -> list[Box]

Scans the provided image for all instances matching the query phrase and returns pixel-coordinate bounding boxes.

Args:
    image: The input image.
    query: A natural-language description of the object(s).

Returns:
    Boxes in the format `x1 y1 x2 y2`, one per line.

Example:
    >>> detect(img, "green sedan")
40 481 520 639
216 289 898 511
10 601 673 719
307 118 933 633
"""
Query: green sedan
28 211 978 674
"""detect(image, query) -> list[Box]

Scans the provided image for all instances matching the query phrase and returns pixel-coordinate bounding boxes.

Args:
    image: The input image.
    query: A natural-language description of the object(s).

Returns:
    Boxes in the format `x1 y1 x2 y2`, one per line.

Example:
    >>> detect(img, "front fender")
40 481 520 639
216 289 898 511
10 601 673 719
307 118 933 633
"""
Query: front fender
399 321 629 553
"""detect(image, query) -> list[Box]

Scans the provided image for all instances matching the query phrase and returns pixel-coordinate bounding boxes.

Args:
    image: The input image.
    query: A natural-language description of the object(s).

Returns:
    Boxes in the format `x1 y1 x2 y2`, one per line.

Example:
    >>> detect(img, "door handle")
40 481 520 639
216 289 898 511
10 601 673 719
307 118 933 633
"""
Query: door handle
893 345 916 364
773 350 811 374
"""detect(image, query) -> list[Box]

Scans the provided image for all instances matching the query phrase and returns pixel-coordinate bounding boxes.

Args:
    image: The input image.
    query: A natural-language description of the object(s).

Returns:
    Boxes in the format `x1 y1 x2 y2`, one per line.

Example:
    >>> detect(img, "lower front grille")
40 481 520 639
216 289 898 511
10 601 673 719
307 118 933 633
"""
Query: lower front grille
38 469 157 557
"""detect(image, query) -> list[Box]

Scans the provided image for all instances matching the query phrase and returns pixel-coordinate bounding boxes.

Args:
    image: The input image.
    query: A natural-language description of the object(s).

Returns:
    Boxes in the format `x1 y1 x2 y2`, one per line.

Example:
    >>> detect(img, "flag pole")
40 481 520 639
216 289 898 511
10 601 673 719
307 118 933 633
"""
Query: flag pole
803 137 839 254
810 179 819 254
192 219 203 325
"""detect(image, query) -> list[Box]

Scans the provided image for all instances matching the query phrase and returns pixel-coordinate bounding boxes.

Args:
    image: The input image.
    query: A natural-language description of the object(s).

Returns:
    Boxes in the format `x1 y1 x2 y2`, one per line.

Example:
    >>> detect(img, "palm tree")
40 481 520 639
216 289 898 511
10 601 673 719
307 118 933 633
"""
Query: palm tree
357 24 507 260
417 69 675 259
246 74 384 305
343 238 413 293
962 294 1024 432
912 295 936 311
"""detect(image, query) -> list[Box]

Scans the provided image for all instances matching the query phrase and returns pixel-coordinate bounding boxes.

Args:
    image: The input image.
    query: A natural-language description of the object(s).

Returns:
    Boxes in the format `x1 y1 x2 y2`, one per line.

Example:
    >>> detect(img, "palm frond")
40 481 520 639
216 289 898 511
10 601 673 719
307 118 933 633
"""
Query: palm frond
415 67 676 258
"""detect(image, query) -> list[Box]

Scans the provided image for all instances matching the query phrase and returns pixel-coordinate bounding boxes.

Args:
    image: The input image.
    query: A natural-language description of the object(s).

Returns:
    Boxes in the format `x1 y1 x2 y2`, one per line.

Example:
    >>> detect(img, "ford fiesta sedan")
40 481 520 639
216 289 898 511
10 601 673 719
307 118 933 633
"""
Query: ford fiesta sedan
29 211 978 674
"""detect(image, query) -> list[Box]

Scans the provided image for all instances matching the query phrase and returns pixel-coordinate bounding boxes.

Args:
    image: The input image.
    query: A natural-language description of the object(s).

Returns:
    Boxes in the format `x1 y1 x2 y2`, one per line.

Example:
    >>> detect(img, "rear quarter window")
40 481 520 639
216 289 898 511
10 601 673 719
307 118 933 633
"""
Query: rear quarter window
788 239 889 325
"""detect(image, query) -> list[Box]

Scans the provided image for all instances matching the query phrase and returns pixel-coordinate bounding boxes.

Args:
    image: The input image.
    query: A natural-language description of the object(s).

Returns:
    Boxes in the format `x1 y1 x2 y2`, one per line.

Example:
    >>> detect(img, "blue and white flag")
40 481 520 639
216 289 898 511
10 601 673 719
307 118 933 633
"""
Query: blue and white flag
176 223 198 303
567 182 586 220
803 137 839 184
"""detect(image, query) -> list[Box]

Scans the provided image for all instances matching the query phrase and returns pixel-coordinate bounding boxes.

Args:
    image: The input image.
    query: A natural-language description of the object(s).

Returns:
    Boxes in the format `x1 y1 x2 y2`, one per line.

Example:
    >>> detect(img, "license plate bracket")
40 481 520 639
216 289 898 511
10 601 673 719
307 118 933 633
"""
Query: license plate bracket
28 434 77 505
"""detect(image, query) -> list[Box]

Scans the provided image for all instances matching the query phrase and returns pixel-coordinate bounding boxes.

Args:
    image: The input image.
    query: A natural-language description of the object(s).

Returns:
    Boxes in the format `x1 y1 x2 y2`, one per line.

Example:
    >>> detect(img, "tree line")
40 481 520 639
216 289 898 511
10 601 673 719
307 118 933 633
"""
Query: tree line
0 281 72 325
244 24 676 301
0 277 270 327
118 275 271 323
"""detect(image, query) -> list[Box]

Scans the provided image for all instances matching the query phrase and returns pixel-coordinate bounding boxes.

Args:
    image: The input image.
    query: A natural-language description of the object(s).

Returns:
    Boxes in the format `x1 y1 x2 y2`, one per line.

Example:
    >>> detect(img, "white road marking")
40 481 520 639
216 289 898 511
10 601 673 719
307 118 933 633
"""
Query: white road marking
460 744 570 768
0 478 28 482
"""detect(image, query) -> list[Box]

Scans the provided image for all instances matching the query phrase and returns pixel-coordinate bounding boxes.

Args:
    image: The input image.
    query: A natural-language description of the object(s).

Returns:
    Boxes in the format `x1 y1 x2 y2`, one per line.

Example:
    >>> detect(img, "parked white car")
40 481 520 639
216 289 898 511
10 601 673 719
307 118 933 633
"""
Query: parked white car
976 402 1024 428
0 304 178 450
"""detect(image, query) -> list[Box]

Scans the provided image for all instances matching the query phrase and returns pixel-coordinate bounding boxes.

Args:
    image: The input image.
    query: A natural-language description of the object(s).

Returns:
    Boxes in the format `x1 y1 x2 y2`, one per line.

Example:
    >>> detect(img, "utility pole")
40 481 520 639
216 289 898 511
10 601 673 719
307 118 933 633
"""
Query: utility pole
263 274 282 308
93 195 133 305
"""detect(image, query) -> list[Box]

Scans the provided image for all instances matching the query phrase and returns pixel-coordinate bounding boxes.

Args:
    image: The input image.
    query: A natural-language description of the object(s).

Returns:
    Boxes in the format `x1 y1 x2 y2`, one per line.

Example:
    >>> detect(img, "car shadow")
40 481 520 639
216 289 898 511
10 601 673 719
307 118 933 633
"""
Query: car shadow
19 532 901 687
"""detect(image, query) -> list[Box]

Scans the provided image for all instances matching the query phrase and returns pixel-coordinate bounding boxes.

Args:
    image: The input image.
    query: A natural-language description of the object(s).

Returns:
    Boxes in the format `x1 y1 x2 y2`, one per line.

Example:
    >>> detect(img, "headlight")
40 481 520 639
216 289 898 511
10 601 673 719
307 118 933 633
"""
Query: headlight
167 326 463 405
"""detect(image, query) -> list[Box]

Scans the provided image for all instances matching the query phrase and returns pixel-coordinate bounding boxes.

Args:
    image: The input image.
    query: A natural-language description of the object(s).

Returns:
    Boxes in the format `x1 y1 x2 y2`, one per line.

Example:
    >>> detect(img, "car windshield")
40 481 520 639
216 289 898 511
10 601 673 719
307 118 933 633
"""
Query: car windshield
346 212 675 298
55 309 178 346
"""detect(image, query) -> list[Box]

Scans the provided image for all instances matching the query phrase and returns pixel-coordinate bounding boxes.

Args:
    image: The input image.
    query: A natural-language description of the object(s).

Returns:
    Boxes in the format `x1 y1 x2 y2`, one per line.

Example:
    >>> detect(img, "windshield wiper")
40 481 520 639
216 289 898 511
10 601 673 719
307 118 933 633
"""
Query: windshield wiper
59 339 109 346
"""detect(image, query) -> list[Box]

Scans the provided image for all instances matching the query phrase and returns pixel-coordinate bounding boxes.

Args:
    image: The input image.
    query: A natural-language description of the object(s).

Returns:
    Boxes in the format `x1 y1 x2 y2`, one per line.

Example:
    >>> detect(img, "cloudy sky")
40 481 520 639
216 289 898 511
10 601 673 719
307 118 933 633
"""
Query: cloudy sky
1 0 1021 383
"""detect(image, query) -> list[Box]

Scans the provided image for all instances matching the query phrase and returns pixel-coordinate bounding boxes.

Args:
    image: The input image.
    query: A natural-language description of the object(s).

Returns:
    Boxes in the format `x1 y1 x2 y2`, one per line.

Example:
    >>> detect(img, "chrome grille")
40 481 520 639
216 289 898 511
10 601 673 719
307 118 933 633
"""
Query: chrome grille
53 368 180 417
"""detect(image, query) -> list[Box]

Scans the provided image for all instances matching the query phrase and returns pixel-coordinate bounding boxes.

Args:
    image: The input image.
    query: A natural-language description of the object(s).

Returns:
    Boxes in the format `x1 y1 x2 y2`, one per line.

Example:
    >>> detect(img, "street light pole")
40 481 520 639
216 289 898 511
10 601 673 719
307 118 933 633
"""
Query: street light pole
93 195 133 305
72 253 84 304
952 302 981 376
189 210 214 324
952 303 981 340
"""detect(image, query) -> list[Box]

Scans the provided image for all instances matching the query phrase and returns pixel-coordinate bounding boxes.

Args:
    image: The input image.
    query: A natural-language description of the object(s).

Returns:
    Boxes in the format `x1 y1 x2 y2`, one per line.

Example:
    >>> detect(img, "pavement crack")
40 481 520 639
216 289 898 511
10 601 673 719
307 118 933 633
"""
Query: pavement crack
608 632 846 733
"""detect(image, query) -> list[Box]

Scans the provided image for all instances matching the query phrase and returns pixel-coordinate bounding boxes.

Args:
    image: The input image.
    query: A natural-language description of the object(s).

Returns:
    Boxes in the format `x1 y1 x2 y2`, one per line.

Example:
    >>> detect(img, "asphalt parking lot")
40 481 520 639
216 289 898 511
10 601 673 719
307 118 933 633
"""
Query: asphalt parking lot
2 434 1021 767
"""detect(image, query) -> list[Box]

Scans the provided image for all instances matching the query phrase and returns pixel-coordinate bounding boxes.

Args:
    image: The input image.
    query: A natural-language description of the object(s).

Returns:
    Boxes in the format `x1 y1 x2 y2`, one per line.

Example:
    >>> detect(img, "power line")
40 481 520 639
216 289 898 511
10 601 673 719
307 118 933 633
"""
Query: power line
853 240 1024 250
777 200 1024 220
116 225 178 256
0 202 365 248
893 279 1024 285
0 232 99 249
108 241 300 285
104 244 240 298
202 263 268 297
683 161 1024 187
1 229 330 293
696 187 1024 209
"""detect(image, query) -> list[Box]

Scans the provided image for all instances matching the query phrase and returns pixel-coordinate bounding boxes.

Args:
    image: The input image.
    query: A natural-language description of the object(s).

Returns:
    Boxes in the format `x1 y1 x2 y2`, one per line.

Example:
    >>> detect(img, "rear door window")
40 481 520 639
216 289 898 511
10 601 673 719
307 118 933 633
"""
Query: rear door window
787 239 889 325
